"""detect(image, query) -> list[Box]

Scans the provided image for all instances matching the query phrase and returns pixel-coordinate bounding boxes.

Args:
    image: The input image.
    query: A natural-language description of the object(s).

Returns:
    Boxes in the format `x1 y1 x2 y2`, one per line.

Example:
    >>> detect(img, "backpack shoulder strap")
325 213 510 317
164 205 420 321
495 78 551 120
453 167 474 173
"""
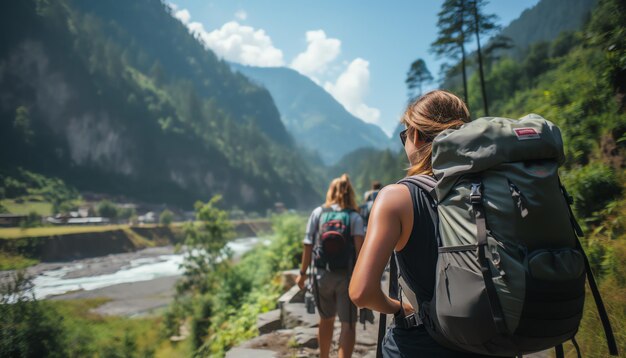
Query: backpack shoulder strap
560 180 618 356
397 174 437 201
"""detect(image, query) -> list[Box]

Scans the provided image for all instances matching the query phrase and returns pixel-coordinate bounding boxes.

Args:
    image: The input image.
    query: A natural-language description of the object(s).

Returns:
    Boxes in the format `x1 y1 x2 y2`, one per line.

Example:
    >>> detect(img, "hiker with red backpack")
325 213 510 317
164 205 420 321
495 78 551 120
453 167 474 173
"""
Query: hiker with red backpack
296 174 365 358
349 90 617 357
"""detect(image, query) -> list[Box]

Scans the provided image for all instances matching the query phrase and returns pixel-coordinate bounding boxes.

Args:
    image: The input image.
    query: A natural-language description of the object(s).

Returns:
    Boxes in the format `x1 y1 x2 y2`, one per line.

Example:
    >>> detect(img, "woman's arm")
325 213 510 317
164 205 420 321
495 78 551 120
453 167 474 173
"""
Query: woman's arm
349 184 414 314
296 208 319 290
296 244 312 290
353 235 364 258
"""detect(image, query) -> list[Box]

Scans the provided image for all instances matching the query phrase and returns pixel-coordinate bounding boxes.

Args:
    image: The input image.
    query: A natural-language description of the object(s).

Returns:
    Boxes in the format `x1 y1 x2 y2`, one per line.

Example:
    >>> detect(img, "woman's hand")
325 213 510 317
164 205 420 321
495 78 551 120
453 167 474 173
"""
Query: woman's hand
296 274 307 290
399 300 415 316
297 244 313 291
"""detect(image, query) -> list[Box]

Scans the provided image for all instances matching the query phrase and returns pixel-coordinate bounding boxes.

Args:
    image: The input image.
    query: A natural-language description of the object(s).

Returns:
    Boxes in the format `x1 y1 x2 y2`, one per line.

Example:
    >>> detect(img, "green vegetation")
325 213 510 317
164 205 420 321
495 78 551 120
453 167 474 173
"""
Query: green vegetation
0 211 298 357
330 148 407 200
406 59 433 102
96 200 118 220
496 0 597 60
0 253 38 271
0 225 181 271
431 0 499 105
18 211 43 229
562 163 622 220
0 200 52 216
1 272 67 358
0 0 320 210
164 195 305 357
0 224 133 239
1 271 175 358
159 209 174 226
0 169 80 215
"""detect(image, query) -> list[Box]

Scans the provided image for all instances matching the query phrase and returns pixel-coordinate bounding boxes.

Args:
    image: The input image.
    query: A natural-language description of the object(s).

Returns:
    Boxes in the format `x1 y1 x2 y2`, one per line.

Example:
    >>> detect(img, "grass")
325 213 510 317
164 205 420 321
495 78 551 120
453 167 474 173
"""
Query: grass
50 298 183 357
0 199 53 216
0 252 38 270
124 227 156 248
0 224 138 239
0 220 258 240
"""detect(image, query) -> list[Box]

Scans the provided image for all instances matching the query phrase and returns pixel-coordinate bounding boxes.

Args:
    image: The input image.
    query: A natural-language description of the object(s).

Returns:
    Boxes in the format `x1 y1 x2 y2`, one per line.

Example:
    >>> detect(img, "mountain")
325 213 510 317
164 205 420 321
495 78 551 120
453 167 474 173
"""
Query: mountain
330 148 407 198
442 0 597 91
0 0 320 210
232 65 391 165
390 123 404 152
496 0 597 59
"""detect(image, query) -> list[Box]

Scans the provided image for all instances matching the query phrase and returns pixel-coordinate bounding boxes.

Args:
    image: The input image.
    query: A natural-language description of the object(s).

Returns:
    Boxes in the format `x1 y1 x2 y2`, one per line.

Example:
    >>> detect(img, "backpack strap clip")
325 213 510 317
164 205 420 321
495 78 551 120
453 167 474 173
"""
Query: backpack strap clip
470 182 483 204
394 312 421 329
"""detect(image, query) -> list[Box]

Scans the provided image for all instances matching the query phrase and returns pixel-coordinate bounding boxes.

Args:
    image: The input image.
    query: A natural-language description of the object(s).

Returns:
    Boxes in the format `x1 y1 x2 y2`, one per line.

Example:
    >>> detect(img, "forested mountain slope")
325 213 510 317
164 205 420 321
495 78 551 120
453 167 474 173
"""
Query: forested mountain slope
0 0 320 210
233 65 392 165
443 0 597 90
497 0 597 59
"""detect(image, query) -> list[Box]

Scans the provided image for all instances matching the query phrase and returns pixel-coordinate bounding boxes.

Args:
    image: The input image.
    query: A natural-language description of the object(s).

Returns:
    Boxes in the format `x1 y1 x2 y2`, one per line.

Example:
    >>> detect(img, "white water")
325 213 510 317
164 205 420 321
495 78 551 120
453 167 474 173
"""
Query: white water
32 236 264 299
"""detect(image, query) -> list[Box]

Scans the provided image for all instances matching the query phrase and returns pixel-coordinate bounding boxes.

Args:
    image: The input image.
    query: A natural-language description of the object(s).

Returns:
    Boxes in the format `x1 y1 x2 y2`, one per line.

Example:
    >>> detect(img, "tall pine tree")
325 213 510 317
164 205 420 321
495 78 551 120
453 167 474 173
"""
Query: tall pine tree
405 59 433 102
431 0 471 104
468 0 500 116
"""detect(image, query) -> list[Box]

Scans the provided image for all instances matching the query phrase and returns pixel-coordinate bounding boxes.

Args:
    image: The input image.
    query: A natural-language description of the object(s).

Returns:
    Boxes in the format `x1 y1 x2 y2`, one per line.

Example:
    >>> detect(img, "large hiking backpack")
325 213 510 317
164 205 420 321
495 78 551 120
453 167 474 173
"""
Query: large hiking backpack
314 208 353 270
380 115 618 357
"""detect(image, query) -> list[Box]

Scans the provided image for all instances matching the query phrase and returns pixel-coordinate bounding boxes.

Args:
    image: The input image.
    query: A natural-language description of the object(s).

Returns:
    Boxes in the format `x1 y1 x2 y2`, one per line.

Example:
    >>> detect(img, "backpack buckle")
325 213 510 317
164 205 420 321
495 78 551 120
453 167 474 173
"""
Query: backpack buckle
470 183 482 204
394 312 421 329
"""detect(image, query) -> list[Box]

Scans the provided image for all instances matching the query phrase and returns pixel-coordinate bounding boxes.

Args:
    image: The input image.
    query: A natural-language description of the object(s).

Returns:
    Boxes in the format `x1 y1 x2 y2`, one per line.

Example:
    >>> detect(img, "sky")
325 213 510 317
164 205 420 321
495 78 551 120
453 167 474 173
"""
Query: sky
167 0 541 136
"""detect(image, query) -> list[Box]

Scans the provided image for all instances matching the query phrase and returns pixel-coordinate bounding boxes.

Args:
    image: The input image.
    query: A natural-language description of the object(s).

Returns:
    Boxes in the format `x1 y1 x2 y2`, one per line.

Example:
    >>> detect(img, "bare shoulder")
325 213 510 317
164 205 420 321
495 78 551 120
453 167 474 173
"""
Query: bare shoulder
374 184 411 215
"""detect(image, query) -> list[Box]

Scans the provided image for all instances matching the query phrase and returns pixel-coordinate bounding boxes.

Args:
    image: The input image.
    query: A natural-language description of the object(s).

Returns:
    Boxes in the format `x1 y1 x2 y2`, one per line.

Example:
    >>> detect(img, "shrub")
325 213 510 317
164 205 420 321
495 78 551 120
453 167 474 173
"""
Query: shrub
562 162 622 218
97 200 119 219
159 209 174 226
0 272 68 358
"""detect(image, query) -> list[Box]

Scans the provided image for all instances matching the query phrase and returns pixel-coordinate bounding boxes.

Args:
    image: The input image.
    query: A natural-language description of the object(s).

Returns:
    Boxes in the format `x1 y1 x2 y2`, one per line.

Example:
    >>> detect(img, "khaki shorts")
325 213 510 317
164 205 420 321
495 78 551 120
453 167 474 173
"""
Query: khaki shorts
313 269 357 323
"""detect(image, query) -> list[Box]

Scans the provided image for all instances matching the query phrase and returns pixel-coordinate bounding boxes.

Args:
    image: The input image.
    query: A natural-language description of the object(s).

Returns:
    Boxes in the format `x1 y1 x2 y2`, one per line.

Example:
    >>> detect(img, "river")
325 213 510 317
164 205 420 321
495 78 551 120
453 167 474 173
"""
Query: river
30 236 264 300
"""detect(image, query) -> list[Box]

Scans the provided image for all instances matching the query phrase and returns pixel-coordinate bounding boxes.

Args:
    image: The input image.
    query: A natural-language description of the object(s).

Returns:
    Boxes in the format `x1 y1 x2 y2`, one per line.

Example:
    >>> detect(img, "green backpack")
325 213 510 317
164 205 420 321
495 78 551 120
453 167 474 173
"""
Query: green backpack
390 115 618 357
314 208 354 270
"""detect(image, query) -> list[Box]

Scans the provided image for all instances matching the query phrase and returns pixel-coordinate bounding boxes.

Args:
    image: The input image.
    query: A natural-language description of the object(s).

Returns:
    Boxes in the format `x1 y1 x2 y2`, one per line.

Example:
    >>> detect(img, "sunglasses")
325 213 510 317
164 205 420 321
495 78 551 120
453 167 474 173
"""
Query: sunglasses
399 128 409 146
399 128 431 146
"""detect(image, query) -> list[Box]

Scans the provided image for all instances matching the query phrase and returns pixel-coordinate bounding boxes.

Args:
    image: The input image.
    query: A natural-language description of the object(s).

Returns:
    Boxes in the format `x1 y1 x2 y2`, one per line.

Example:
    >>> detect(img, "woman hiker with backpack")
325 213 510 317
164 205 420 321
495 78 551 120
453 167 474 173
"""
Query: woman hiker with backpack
349 89 618 358
349 90 510 358
296 174 365 358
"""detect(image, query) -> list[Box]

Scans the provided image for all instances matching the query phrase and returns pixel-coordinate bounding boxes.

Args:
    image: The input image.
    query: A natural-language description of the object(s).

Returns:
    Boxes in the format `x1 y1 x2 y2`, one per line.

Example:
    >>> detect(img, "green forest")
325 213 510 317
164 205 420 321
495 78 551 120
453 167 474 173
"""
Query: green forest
0 0 320 211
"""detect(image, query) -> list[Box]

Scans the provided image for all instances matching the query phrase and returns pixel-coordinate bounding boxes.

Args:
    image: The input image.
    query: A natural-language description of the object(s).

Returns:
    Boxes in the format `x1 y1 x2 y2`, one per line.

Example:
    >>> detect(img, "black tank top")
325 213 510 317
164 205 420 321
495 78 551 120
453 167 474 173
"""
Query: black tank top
395 181 439 305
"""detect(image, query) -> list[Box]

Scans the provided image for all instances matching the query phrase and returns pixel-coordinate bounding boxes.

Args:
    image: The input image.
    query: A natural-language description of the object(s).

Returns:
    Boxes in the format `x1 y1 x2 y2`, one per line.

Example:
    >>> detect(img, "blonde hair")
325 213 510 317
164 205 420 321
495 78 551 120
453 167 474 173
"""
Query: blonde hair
401 90 470 176
324 174 358 211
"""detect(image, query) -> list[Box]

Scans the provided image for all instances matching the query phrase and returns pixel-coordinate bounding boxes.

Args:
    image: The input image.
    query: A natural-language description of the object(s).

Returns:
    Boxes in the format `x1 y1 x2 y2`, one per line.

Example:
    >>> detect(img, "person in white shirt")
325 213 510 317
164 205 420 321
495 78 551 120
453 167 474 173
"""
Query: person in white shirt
296 174 365 358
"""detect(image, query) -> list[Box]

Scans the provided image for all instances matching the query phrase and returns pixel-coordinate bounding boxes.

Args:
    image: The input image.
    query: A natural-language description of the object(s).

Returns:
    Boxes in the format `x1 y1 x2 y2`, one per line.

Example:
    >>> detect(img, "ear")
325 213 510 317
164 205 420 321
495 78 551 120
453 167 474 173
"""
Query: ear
411 129 420 146
411 129 423 146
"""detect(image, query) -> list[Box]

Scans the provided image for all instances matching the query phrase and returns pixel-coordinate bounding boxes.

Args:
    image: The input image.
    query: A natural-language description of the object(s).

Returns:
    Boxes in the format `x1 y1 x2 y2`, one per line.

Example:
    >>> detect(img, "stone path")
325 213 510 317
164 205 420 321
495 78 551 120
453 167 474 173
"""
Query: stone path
226 271 552 358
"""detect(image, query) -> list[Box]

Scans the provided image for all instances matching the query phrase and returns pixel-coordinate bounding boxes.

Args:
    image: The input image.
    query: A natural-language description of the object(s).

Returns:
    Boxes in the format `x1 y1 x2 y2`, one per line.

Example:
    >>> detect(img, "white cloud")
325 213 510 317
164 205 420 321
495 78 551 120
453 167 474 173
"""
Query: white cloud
174 9 191 24
166 6 382 125
324 58 381 124
290 30 341 78
168 4 282 67
235 10 248 21
185 21 284 67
